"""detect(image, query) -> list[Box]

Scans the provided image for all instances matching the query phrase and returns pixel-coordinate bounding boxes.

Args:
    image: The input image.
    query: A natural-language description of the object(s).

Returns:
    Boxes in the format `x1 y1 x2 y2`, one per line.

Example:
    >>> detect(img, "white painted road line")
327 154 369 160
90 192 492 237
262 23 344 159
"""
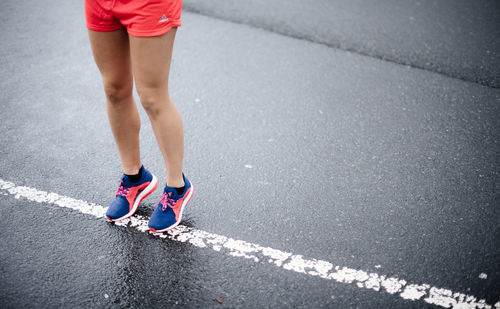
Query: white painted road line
0 178 497 309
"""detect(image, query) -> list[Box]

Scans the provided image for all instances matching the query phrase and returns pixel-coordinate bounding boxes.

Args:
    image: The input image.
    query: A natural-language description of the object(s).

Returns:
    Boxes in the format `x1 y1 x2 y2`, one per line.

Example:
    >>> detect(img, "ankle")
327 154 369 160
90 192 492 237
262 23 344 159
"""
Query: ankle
125 165 143 183
123 163 142 175
166 176 184 188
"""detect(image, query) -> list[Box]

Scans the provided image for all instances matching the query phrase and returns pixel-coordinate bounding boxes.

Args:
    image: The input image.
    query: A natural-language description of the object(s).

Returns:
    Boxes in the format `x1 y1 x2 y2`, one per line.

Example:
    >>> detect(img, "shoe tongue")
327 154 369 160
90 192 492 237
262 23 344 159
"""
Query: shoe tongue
163 185 179 198
121 174 133 186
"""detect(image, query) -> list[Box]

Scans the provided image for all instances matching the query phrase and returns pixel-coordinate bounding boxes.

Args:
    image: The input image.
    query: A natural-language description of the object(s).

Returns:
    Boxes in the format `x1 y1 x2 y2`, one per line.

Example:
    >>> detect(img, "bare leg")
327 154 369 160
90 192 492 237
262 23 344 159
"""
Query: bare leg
129 29 184 187
88 29 142 175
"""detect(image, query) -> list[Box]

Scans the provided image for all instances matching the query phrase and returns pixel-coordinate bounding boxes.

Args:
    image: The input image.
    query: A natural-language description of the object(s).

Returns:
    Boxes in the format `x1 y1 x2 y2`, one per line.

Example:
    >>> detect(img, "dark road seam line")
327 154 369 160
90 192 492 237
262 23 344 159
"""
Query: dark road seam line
183 8 499 90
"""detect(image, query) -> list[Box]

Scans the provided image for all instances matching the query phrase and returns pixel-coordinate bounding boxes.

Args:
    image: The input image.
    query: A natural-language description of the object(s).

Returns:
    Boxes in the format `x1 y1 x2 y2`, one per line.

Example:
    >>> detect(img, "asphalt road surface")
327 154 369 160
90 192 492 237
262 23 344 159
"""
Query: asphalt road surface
1 0 499 308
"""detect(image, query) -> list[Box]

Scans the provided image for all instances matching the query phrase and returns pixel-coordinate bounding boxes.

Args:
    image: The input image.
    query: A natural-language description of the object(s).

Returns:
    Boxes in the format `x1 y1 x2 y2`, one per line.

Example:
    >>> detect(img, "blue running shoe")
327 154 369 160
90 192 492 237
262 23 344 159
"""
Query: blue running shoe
148 173 193 232
106 166 158 222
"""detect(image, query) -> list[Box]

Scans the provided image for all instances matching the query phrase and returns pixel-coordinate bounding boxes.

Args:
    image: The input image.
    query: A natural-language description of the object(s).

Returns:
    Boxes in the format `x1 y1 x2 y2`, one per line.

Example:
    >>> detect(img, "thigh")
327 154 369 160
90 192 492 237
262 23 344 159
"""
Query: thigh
88 28 133 90
128 28 177 92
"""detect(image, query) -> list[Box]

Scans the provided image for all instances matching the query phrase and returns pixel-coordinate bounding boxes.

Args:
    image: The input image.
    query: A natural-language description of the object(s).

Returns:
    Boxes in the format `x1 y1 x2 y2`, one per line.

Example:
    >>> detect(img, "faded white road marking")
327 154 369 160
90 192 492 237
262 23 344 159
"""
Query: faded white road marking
0 178 495 308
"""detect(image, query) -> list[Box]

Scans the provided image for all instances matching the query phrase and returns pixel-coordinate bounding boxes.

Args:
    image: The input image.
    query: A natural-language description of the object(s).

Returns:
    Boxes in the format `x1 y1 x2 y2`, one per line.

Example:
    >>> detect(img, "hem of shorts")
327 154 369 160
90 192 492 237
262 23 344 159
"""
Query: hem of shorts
127 22 182 37
86 23 124 32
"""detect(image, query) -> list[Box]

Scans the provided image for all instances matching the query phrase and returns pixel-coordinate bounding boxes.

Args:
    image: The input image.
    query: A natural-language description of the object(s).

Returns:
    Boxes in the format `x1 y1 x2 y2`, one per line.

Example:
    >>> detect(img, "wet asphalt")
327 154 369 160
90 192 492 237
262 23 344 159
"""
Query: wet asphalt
183 0 500 88
1 0 499 308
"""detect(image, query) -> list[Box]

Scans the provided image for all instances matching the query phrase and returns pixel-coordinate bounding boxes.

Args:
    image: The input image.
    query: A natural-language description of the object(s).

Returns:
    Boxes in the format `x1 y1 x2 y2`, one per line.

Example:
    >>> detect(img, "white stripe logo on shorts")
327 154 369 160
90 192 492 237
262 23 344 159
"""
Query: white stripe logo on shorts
159 14 168 23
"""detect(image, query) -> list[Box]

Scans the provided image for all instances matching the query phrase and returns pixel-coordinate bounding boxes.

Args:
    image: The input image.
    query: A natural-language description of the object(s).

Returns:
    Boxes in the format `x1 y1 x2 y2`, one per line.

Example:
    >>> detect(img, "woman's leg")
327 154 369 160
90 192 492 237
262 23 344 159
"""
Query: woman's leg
129 29 184 188
88 28 142 175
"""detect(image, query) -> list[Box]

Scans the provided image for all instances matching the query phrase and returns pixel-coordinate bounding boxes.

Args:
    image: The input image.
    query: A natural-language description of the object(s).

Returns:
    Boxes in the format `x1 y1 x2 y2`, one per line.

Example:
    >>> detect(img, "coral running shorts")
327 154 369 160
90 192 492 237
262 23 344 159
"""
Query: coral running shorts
85 0 182 37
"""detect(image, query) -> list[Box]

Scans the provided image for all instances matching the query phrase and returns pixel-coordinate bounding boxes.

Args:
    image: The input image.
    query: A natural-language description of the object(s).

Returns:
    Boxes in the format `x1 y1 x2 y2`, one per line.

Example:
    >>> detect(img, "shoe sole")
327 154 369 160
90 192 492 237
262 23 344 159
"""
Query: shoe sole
149 184 194 233
106 175 159 222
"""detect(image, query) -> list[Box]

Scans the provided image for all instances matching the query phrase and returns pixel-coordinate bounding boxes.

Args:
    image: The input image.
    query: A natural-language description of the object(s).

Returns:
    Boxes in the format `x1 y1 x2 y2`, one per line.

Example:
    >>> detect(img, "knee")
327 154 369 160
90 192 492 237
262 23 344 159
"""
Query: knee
137 87 169 117
103 82 133 105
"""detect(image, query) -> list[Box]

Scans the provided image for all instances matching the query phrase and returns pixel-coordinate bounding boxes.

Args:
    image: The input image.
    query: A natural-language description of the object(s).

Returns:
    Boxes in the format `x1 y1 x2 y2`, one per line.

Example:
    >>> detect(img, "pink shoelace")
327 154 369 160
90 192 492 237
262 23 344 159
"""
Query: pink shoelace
115 180 131 197
160 192 176 211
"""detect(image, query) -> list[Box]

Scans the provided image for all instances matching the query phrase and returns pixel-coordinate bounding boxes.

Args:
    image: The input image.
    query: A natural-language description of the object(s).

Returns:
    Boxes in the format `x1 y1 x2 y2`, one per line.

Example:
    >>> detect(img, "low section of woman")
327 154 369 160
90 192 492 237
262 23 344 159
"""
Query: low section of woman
85 0 193 232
